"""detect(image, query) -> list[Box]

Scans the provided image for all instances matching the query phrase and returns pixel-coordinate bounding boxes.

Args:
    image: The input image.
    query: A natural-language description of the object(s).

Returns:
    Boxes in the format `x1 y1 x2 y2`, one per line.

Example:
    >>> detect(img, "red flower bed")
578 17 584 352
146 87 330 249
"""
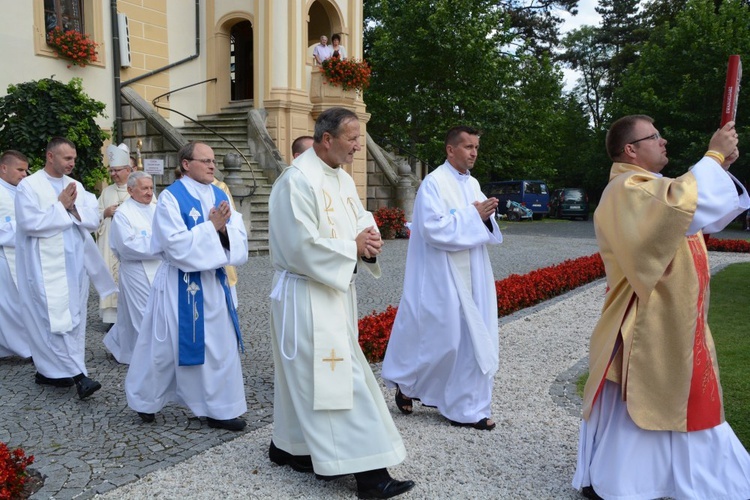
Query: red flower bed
0 442 34 500
358 253 605 362
705 237 750 253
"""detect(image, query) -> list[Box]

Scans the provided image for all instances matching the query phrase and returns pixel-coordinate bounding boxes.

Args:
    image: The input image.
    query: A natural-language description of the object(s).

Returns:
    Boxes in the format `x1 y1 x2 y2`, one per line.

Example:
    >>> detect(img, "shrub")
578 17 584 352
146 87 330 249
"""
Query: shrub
358 253 606 362
373 206 407 239
0 442 34 500
705 237 750 253
0 77 109 192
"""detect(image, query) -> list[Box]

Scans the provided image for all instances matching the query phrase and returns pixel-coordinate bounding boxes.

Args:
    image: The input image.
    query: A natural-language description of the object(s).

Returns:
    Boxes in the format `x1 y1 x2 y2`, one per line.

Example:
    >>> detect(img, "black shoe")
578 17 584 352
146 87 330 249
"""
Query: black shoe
269 441 313 473
75 377 102 399
357 479 415 499
137 412 155 423
34 372 75 387
206 417 246 431
581 486 603 500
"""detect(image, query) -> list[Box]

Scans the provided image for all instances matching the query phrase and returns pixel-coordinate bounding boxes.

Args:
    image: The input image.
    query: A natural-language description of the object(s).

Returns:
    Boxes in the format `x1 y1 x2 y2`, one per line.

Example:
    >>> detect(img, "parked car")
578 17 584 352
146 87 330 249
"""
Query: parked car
548 187 589 220
482 180 549 220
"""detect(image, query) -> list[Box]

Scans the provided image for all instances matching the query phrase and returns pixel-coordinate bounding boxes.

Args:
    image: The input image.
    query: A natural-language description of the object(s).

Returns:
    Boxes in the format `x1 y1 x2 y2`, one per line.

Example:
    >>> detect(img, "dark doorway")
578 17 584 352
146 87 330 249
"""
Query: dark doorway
231 21 253 101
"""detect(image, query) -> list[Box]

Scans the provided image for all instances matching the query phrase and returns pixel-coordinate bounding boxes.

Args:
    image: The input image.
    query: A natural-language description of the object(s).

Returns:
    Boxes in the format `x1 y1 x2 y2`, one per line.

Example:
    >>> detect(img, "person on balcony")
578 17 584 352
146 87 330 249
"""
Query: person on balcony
313 35 332 65
330 33 347 60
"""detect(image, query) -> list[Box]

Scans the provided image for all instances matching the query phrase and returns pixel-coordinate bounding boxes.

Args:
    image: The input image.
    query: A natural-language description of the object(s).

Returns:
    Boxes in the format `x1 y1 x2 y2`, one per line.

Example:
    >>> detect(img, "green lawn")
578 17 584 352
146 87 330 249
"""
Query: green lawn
576 262 750 448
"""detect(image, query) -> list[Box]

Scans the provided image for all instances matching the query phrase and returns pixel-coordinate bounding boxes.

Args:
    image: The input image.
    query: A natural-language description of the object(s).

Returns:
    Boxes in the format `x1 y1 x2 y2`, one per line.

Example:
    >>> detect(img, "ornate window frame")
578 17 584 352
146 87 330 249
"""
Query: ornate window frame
33 0 105 67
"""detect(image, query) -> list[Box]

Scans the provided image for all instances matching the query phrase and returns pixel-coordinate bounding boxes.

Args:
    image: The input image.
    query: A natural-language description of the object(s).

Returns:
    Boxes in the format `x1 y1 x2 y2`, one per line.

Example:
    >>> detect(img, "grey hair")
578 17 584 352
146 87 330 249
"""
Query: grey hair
313 107 358 142
127 170 152 189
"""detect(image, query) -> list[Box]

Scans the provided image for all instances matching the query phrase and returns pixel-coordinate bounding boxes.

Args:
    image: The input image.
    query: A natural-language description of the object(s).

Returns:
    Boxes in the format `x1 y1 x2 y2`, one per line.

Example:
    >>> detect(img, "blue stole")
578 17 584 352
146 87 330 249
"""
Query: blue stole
165 181 245 366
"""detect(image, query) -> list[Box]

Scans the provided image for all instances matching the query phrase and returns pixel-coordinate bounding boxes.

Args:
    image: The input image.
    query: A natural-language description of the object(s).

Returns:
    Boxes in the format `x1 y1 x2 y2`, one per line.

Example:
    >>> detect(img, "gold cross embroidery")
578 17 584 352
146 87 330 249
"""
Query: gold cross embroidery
322 349 344 371
323 189 337 238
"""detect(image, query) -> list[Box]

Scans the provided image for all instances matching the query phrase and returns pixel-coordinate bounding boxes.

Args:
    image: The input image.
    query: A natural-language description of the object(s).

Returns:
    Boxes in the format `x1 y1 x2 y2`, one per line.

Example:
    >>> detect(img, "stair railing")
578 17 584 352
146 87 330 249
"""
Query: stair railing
151 78 257 196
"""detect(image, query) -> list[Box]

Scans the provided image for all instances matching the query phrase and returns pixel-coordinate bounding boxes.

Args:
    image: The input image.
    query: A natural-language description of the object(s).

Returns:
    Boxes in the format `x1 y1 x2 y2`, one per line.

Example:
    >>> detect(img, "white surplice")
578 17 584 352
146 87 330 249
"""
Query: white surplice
124 177 248 420
268 147 406 476
96 183 129 323
103 197 161 364
382 161 503 423
15 171 103 378
0 178 31 358
573 159 750 499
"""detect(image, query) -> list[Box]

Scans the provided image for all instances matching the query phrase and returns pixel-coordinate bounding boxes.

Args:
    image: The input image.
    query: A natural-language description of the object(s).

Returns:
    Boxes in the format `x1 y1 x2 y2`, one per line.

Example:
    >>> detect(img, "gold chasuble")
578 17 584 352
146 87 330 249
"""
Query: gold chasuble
582 162 724 432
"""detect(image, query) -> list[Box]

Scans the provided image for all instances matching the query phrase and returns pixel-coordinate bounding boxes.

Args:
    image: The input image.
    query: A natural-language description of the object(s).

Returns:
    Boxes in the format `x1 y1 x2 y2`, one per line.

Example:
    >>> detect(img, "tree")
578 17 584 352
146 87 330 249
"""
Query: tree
561 25 610 129
497 0 579 57
0 77 108 191
595 0 645 109
364 0 568 183
610 0 750 183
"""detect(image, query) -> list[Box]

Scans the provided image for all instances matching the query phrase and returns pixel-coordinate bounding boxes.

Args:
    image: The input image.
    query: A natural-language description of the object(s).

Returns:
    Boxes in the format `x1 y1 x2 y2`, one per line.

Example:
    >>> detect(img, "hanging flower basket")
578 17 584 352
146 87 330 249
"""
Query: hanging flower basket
320 57 372 92
47 28 98 68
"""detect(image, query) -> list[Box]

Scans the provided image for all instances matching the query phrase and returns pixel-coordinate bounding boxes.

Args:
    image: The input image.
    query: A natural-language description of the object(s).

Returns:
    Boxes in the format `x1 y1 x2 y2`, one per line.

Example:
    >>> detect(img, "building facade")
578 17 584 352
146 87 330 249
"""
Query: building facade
0 0 369 195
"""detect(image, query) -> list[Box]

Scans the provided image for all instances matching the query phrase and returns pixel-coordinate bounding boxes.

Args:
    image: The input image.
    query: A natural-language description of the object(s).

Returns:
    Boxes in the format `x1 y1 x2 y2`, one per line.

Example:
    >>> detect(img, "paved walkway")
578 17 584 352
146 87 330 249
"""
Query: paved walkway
0 220 746 498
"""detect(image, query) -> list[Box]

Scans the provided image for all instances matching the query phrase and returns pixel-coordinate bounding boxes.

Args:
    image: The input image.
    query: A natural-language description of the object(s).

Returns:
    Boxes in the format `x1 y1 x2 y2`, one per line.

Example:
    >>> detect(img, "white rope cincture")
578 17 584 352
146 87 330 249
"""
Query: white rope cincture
269 270 308 361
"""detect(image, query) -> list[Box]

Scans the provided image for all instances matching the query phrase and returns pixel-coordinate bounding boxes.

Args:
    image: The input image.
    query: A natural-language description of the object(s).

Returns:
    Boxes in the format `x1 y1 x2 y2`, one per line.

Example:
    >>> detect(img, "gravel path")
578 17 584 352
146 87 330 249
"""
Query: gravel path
92 222 750 499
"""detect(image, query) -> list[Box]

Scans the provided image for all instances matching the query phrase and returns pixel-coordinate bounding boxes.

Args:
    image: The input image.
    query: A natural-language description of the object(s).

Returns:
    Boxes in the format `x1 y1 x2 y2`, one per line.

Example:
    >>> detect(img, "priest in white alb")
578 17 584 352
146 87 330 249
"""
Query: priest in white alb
0 150 31 359
573 115 750 500
125 141 248 431
267 107 414 499
15 137 116 399
103 171 160 364
382 125 502 431
96 143 133 326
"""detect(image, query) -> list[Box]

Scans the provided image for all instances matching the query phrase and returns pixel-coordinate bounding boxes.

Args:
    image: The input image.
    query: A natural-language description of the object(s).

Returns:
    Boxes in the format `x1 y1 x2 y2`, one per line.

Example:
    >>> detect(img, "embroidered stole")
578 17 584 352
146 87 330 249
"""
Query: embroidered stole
24 172 74 333
294 156 354 410
166 181 244 366
0 185 17 286
115 199 161 284
431 164 499 375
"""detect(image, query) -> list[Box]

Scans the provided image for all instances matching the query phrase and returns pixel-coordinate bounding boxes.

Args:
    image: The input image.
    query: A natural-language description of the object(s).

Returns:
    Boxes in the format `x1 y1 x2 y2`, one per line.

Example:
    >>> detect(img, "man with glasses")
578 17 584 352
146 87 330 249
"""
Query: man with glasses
125 141 249 431
573 116 750 499
96 143 134 328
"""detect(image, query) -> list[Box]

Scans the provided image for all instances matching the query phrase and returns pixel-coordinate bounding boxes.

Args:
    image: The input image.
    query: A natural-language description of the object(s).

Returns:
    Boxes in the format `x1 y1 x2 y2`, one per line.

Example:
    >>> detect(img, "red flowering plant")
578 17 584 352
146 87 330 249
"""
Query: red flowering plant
320 57 372 92
47 28 98 68
373 206 408 239
705 237 750 253
358 253 606 362
0 442 34 500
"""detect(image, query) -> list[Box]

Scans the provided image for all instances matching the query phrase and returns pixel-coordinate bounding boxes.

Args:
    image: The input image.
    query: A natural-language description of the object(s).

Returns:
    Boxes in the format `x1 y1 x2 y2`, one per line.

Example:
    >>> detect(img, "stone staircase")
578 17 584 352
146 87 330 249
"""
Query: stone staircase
177 100 273 254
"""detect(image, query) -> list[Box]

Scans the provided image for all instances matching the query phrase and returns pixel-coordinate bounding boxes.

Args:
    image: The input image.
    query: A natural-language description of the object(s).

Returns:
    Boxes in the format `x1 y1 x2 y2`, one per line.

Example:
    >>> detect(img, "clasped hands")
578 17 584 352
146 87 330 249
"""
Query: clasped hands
209 200 231 233
356 226 382 260
474 197 499 221
58 182 77 211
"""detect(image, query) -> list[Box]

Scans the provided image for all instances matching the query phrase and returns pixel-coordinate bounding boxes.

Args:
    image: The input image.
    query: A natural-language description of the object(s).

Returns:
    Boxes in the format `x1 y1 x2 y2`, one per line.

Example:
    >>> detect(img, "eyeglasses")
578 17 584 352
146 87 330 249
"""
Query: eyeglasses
109 167 130 173
618 132 662 154
188 158 216 165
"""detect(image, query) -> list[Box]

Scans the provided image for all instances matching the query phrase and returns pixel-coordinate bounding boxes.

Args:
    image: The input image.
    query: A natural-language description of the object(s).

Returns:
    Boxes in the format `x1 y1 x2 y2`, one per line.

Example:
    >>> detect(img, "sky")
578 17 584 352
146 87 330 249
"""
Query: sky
556 0 603 90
